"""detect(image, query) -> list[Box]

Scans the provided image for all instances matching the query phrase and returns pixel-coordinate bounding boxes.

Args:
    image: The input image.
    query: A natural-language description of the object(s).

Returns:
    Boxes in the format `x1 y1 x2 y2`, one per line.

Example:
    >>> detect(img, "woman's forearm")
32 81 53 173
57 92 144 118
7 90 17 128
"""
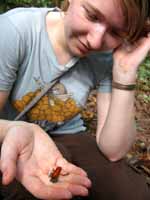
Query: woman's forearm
97 89 136 161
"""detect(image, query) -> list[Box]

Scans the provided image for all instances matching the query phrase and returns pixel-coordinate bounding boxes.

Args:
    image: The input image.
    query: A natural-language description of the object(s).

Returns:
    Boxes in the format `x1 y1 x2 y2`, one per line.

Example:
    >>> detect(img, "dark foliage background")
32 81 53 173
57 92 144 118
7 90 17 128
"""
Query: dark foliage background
0 0 63 13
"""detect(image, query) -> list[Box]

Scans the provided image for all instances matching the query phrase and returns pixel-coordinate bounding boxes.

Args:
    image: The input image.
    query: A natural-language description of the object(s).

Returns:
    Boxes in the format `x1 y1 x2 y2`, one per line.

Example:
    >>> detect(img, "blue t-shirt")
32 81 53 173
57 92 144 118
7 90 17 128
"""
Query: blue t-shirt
0 7 113 134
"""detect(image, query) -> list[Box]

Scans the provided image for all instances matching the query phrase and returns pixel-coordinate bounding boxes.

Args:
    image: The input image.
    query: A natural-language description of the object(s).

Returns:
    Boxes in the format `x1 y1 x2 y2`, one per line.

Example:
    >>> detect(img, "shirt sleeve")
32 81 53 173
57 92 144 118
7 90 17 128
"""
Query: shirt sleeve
0 15 23 91
97 76 112 93
97 52 113 93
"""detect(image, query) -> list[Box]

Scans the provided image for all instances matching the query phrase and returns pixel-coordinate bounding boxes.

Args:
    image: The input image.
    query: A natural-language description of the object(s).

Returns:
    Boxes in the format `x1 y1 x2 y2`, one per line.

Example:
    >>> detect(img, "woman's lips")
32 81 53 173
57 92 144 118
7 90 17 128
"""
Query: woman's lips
78 39 90 54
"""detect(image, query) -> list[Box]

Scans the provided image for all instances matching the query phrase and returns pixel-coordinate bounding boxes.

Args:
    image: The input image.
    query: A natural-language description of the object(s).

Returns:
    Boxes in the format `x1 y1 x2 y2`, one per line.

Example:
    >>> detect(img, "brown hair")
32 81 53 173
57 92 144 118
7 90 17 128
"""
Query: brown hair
61 0 69 11
60 0 150 42
119 0 150 42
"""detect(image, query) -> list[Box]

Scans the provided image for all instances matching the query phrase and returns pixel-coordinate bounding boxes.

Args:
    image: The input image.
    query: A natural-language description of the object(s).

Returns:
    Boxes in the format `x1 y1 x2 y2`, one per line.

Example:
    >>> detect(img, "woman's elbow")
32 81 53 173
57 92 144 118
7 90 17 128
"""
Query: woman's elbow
107 154 124 162
103 150 125 162
96 140 127 162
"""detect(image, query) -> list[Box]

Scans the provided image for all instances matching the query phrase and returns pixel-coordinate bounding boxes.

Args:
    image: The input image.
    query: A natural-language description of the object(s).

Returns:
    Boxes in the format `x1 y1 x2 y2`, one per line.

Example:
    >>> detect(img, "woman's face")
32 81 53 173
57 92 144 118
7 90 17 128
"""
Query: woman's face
63 0 127 57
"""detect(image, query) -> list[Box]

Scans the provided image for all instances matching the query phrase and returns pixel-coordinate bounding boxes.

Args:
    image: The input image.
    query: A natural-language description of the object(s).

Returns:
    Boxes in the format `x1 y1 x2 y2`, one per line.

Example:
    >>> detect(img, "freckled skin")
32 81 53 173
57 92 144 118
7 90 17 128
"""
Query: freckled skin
62 0 125 56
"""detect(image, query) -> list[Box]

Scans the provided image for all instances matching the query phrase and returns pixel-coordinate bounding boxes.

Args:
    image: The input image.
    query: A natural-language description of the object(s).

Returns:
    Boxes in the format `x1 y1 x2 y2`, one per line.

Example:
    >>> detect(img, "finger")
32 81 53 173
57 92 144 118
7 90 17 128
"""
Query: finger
122 41 134 52
22 176 72 200
37 165 90 197
59 173 91 188
127 37 150 62
53 182 89 197
0 139 18 185
36 167 91 197
56 158 88 177
24 162 89 198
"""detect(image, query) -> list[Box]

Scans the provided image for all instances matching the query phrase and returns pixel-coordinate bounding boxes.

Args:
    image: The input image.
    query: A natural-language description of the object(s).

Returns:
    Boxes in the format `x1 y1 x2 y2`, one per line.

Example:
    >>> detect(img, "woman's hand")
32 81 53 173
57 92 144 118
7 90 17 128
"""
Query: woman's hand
113 35 150 84
0 121 91 199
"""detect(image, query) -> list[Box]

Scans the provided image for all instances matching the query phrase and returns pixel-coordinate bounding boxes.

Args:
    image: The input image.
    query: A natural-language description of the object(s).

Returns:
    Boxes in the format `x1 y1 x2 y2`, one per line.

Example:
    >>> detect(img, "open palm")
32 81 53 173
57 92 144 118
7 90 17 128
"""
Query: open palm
0 122 91 199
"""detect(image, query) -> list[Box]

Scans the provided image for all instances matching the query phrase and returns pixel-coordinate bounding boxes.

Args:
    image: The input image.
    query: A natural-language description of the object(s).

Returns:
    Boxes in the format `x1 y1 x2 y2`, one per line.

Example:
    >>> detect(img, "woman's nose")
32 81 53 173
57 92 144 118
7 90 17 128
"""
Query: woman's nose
87 23 107 50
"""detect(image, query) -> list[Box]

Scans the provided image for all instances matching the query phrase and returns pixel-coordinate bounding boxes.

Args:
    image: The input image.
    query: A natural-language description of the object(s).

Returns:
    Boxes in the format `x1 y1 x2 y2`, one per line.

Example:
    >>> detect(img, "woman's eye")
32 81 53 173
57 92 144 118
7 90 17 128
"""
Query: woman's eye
109 29 121 39
83 6 99 22
88 14 98 22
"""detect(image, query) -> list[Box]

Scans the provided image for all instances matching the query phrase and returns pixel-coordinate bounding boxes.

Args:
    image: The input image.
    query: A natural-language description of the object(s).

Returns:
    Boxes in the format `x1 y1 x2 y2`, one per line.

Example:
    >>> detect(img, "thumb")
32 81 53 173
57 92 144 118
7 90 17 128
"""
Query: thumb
0 139 18 185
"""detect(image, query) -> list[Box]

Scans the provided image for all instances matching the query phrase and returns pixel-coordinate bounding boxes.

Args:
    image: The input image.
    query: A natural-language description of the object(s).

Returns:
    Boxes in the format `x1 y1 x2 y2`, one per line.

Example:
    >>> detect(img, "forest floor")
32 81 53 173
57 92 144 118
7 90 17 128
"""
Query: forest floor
83 77 150 186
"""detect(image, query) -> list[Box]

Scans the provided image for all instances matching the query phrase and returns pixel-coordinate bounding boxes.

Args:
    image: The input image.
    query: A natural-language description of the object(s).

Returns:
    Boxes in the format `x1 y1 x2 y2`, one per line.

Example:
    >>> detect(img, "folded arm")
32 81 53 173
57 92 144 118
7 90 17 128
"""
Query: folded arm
96 36 150 161
96 90 136 161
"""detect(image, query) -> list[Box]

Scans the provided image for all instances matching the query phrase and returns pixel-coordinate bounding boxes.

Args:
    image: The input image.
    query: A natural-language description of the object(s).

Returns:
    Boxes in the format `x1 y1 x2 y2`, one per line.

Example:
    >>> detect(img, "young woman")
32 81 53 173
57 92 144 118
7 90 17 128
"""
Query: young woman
0 0 150 199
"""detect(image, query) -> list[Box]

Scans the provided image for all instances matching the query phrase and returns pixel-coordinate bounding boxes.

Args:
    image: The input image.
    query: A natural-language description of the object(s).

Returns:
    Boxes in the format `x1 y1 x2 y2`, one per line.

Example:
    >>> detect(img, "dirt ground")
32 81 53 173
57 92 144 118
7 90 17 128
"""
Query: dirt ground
135 90 150 141
83 88 150 140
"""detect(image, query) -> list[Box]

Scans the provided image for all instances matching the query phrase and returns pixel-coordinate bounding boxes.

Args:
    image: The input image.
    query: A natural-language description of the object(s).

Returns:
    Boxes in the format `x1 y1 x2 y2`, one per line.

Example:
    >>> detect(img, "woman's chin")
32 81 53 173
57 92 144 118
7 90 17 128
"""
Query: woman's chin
70 47 89 57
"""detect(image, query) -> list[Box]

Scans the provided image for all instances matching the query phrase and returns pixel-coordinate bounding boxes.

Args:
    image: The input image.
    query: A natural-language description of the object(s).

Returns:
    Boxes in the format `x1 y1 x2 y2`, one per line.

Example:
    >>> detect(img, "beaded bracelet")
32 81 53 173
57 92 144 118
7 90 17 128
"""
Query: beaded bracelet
112 81 136 91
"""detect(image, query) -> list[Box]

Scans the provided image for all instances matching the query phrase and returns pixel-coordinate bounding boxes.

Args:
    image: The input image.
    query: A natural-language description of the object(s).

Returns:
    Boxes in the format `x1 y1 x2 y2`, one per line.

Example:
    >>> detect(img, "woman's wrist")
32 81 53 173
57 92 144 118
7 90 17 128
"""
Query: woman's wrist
0 120 14 142
0 120 32 142
112 81 136 91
